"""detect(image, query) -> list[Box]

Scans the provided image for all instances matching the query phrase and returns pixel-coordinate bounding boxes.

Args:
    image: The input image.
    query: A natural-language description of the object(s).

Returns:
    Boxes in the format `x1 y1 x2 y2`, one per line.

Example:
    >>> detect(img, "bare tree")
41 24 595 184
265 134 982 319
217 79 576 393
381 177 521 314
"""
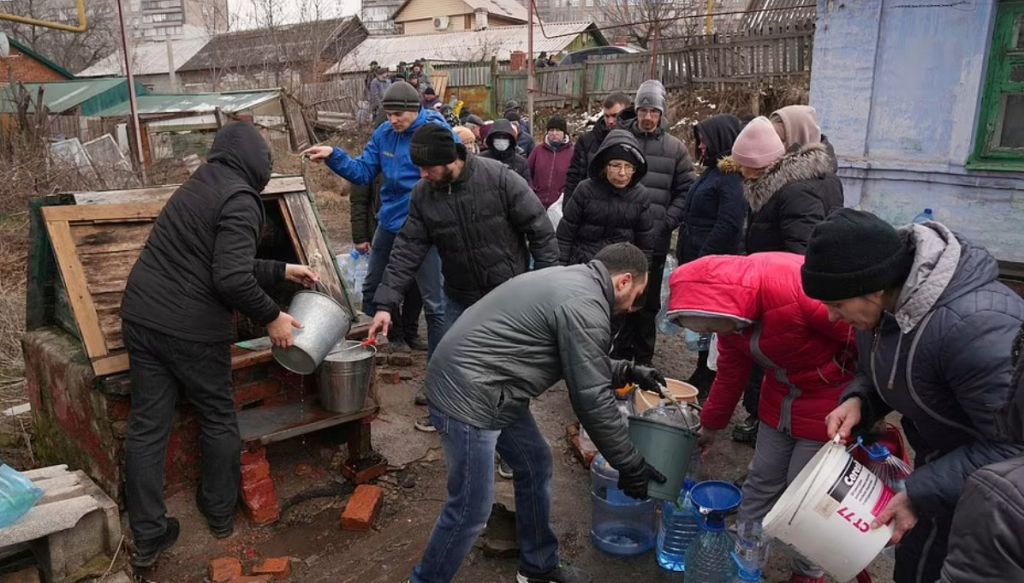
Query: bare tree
5 0 120 73
601 0 702 49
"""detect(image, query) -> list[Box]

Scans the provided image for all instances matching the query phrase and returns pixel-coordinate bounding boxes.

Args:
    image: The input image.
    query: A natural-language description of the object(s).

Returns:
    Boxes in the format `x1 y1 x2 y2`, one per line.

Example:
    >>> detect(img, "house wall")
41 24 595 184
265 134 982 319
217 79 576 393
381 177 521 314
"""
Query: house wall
811 0 1024 263
0 47 69 84
402 13 521 34
395 0 468 23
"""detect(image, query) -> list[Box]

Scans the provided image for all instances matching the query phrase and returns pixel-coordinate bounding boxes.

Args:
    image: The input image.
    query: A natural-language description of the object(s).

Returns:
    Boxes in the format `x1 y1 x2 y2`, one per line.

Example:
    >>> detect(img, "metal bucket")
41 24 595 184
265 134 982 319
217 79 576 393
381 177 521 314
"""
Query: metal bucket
272 290 352 375
316 341 376 413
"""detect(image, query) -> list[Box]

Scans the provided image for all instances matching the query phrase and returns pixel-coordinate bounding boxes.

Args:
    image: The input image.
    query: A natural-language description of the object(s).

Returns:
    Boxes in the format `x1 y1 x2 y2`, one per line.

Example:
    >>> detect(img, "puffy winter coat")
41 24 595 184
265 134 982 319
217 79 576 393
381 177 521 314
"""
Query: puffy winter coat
729 143 844 254
426 260 645 474
374 150 558 310
121 122 285 343
620 119 697 255
676 115 746 263
842 222 1024 519
325 108 455 234
565 117 613 200
527 140 574 208
481 119 531 183
556 130 655 265
667 253 857 442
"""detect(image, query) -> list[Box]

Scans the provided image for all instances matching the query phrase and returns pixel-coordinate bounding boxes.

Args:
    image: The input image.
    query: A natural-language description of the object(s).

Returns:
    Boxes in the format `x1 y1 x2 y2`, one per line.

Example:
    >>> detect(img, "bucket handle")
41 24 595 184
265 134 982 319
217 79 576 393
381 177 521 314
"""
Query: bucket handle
786 439 843 527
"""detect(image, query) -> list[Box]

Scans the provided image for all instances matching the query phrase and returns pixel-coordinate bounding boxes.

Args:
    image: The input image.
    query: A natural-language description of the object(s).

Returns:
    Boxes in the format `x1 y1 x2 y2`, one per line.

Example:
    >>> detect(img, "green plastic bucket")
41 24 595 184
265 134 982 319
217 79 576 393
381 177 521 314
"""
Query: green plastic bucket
627 415 699 500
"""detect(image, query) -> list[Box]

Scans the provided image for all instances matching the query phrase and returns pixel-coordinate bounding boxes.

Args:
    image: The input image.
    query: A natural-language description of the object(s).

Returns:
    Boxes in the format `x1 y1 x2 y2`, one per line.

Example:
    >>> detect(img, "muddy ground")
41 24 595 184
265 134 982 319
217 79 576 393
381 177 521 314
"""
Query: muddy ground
136 185 895 583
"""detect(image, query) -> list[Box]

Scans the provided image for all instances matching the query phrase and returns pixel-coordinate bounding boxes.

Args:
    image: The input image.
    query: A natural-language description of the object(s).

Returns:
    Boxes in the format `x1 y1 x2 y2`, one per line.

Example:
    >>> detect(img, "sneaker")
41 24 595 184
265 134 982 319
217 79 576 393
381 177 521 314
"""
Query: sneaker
131 517 180 568
497 456 513 479
732 415 759 444
389 339 411 353
414 387 429 406
195 486 234 538
414 415 436 433
517 563 592 583
406 336 429 352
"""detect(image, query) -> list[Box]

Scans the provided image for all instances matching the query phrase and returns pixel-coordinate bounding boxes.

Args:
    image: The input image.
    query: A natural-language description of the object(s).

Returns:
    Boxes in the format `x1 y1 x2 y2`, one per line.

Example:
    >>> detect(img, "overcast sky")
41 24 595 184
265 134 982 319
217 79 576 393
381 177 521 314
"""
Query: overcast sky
227 0 361 30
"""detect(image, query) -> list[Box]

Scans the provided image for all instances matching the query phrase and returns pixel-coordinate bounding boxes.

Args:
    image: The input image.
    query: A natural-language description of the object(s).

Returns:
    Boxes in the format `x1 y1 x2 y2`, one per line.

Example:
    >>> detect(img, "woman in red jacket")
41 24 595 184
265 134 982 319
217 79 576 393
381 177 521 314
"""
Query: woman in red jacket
667 252 856 583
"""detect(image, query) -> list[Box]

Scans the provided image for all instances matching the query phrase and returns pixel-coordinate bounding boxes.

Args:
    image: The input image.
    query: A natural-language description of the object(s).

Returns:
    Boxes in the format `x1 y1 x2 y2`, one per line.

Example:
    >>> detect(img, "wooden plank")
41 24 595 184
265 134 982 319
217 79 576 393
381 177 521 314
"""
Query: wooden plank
92 353 129 377
71 223 151 253
71 175 307 206
278 198 307 265
43 202 165 223
45 220 108 360
284 191 354 314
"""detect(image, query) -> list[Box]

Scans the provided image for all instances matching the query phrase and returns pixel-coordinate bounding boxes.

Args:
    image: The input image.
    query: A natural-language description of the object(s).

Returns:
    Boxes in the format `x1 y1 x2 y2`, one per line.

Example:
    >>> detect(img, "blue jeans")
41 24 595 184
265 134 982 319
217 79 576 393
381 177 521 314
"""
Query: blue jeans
411 407 559 583
362 226 445 358
443 296 469 334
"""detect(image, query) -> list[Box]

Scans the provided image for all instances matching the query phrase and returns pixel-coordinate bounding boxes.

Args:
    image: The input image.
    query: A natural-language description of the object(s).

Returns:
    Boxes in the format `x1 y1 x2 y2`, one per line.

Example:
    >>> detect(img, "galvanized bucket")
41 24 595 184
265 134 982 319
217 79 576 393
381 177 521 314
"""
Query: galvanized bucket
272 290 351 375
316 340 376 414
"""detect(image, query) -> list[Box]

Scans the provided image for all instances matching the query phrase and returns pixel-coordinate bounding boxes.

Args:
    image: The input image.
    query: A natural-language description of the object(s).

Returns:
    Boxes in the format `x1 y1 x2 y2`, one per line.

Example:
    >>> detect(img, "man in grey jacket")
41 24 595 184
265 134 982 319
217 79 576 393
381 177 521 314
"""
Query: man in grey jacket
801 209 1024 583
617 79 696 365
408 243 668 583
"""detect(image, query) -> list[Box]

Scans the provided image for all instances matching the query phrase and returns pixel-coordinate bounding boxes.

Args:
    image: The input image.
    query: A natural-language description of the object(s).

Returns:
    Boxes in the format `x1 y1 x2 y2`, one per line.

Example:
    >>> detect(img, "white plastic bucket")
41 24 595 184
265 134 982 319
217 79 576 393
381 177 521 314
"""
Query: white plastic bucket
763 441 896 582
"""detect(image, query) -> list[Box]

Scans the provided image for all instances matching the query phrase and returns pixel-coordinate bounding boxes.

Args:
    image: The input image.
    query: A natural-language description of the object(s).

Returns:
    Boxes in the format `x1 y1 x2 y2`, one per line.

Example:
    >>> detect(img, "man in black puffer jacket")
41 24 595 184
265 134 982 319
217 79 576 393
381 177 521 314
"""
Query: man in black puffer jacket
410 243 667 583
564 91 632 200
368 123 558 341
616 79 696 364
120 122 319 567
480 118 531 183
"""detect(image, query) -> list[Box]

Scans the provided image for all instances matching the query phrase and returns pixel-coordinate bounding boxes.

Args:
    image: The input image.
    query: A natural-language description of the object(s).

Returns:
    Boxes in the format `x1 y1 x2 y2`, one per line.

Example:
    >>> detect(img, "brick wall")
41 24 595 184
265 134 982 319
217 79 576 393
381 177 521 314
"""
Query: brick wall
0 47 69 84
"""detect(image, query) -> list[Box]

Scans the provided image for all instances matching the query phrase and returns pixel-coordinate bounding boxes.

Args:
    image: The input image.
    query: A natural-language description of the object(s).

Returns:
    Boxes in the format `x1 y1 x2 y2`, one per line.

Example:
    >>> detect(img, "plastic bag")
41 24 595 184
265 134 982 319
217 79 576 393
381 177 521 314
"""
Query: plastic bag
0 464 43 528
707 333 719 371
657 256 684 336
546 194 564 230
336 247 369 311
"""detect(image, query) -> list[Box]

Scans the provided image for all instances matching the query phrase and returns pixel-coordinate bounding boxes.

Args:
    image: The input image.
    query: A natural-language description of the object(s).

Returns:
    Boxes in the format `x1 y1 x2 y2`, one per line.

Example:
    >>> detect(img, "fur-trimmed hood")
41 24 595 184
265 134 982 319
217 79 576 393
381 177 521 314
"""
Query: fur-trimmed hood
720 143 835 212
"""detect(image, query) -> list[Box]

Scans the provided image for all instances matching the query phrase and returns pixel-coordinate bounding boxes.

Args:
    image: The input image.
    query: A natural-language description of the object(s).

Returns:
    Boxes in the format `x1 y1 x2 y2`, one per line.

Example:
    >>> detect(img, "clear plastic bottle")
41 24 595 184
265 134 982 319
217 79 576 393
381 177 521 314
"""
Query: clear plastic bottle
656 482 700 572
731 521 769 583
657 256 684 336
336 249 368 310
913 208 935 224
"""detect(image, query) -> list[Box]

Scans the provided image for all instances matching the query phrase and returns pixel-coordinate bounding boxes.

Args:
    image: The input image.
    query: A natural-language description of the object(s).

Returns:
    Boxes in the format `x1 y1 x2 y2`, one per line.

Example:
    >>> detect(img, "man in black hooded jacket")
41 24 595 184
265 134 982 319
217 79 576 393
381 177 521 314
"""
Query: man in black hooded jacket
480 118 531 183
120 123 318 568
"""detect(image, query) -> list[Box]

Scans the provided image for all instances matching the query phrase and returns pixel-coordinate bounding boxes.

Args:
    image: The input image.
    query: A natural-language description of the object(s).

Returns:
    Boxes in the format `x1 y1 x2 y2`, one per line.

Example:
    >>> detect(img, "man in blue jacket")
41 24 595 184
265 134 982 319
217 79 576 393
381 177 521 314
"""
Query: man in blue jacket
304 82 452 377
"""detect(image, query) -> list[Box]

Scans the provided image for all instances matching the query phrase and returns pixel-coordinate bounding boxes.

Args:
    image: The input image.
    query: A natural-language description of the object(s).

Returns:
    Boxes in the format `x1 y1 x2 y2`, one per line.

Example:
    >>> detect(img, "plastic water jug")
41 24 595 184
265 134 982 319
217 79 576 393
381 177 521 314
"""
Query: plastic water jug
731 521 770 582
590 454 656 556
913 208 935 224
336 249 369 310
657 256 684 336
656 482 700 571
685 481 743 583
0 464 42 528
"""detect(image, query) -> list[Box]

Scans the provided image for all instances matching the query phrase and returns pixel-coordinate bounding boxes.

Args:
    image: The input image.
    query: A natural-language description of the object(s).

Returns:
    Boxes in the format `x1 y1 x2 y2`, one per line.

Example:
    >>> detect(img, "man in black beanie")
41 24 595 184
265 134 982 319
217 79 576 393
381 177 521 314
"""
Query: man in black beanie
366 122 559 431
802 208 1024 583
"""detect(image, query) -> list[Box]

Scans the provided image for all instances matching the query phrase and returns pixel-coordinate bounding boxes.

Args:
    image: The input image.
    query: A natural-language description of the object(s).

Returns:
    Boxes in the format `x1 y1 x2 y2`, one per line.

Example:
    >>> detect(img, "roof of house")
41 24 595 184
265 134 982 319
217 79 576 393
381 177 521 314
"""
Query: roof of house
327 21 604 74
393 0 527 23
0 78 146 115
94 89 280 117
7 37 75 80
744 0 816 30
77 33 210 77
177 17 366 72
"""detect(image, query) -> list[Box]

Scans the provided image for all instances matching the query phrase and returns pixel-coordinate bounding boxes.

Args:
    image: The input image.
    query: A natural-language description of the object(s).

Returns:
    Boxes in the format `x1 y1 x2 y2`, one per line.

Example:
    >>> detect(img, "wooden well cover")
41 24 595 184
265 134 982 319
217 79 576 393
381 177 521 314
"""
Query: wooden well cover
41 176 352 377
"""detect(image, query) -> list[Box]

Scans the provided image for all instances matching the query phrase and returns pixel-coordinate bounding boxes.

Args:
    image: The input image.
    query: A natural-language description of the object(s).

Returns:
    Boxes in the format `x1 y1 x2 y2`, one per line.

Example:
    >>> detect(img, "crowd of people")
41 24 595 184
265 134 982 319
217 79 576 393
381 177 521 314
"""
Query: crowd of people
118 69 1024 583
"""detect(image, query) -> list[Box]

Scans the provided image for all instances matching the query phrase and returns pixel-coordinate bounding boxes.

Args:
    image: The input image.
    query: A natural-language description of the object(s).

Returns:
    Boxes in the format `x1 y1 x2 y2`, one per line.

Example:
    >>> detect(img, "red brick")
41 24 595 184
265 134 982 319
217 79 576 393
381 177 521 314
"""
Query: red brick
241 448 267 466
341 484 383 531
229 577 273 583
252 557 292 580
340 458 388 484
378 370 402 384
242 478 281 526
0 567 40 583
233 381 282 406
567 424 596 468
209 557 243 583
242 458 271 483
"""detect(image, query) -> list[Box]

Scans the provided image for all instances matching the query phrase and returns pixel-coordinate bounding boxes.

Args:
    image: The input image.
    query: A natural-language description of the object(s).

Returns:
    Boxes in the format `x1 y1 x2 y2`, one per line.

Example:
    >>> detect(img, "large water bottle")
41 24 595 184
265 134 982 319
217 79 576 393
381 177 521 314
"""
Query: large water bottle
657 256 684 336
685 481 743 583
656 482 701 571
913 208 935 224
336 249 369 310
589 454 656 556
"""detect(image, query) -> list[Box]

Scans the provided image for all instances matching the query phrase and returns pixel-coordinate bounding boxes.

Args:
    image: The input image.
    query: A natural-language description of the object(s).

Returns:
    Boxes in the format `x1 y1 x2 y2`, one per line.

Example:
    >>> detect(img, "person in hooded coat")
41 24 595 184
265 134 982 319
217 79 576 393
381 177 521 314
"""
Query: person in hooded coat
769 105 839 173
481 118 531 183
938 325 1024 582
564 91 632 200
726 116 844 255
667 252 856 583
674 113 746 399
120 122 319 567
804 209 1024 583
556 129 654 265
527 115 574 208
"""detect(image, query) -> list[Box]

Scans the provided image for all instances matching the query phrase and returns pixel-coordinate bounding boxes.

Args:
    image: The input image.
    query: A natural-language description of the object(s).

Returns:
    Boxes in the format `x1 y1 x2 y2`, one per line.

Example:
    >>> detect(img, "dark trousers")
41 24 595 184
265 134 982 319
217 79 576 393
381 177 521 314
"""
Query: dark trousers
611 254 665 364
391 284 424 344
123 321 240 542
895 513 952 583
744 365 764 419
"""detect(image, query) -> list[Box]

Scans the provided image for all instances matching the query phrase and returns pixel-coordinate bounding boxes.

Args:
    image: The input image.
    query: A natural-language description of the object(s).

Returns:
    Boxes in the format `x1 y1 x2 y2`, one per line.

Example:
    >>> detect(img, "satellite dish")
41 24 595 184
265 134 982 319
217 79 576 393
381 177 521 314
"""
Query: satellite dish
0 33 9 59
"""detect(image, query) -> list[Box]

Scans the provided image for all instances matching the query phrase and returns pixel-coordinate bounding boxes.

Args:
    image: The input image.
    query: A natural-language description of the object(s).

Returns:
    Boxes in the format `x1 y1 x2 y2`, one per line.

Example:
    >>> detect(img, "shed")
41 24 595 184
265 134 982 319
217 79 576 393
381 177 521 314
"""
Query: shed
1 37 75 83
0 78 148 116
23 176 380 503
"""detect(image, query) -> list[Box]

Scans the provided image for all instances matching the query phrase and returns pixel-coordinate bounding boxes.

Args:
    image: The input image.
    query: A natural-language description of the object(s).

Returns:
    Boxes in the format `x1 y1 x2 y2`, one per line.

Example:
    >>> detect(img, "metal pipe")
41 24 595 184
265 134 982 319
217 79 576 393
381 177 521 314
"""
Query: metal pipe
526 0 535 132
114 0 147 184
0 0 88 32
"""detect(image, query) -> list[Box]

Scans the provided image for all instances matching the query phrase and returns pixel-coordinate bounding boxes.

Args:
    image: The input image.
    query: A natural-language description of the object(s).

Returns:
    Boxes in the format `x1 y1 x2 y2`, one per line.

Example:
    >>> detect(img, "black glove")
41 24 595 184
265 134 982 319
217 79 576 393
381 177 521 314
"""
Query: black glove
617 459 667 500
629 364 666 395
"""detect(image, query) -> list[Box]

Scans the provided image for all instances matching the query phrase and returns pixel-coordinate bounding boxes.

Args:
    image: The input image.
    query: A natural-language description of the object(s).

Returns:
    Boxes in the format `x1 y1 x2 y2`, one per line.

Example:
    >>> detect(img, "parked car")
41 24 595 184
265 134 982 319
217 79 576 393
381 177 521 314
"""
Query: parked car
559 45 646 65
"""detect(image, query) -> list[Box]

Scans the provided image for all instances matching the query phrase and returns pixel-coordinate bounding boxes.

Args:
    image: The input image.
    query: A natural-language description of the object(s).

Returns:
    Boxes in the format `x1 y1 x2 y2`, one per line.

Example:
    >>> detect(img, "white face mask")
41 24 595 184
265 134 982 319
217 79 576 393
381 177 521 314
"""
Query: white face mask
492 138 511 152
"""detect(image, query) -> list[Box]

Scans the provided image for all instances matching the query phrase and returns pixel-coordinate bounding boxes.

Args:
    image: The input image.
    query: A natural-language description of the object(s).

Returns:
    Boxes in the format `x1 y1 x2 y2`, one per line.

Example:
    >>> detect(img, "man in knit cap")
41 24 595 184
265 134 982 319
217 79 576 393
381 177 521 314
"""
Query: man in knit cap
366 123 559 430
565 91 632 200
803 208 1024 583
303 81 451 402
616 79 696 365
